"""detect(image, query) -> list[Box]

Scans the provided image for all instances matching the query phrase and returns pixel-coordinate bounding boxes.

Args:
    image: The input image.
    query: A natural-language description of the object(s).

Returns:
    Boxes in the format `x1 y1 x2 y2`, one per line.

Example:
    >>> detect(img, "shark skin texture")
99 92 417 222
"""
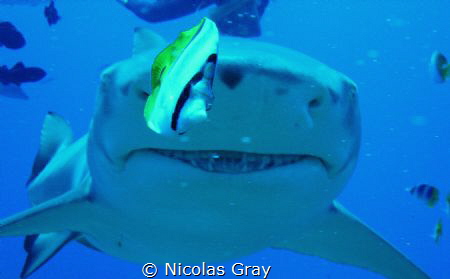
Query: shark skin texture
0 29 430 279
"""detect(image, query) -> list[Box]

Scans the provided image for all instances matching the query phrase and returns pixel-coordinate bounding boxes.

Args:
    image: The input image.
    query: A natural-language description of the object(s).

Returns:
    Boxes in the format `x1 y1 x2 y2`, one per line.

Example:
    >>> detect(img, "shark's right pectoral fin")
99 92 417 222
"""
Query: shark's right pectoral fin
275 201 430 279
0 183 90 237
21 231 80 278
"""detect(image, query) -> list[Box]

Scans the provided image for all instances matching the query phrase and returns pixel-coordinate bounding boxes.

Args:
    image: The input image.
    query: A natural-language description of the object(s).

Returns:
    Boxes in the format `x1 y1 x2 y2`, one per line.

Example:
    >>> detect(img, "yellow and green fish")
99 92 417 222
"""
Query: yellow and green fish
144 17 219 135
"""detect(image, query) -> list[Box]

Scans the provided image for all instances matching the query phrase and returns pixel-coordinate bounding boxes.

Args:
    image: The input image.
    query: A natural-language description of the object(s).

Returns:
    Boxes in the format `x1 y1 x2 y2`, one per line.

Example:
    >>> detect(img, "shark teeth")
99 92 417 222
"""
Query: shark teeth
151 149 323 173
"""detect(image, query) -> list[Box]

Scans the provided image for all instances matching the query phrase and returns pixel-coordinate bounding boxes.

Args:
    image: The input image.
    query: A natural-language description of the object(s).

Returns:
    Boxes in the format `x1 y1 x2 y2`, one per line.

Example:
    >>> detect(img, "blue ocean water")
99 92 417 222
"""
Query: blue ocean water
0 1 448 278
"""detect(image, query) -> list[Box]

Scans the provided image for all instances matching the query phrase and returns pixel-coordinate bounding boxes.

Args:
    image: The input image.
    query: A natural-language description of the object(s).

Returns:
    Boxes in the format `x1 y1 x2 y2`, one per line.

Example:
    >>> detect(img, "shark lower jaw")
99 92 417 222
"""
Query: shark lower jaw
143 149 331 174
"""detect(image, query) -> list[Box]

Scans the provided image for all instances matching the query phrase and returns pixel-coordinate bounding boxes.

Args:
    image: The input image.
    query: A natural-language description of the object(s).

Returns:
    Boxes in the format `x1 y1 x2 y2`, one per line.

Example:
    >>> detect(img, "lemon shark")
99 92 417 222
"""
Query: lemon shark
0 29 430 279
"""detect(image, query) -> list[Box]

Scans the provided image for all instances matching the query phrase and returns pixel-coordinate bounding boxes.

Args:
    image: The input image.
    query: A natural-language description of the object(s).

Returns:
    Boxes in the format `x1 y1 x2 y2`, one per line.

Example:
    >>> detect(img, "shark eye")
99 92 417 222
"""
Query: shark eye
138 91 150 100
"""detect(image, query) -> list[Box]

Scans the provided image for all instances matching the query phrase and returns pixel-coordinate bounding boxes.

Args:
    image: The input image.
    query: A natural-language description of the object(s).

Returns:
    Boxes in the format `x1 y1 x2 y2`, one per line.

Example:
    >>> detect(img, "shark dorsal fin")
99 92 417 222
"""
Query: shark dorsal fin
27 112 73 185
132 27 166 56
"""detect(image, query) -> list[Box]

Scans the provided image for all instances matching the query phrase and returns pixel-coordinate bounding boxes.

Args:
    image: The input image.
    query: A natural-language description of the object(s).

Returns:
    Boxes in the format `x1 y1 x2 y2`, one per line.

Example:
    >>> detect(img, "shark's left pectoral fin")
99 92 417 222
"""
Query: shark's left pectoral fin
276 202 430 279
0 179 90 237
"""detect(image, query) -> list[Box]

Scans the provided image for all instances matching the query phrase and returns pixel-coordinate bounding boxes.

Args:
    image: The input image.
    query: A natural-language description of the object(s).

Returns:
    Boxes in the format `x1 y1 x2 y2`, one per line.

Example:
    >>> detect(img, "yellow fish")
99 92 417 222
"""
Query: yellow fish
144 17 219 135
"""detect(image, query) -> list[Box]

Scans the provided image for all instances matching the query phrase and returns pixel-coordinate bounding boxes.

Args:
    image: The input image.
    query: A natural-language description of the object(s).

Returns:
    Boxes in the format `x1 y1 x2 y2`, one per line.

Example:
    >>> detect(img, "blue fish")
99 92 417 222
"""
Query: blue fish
0 21 26 49
0 62 46 99
44 0 60 26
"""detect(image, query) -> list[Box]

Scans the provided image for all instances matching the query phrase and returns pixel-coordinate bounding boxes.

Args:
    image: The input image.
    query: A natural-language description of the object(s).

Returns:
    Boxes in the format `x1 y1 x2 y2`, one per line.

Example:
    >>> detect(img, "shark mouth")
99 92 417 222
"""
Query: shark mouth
150 149 329 174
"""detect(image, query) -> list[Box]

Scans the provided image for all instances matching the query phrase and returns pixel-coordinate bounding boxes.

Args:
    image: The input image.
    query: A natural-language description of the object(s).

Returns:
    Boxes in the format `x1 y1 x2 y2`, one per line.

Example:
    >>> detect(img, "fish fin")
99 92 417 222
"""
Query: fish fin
149 18 207 90
132 27 166 56
21 231 79 278
27 112 73 185
0 176 90 237
0 83 28 99
275 201 430 279
12 62 26 70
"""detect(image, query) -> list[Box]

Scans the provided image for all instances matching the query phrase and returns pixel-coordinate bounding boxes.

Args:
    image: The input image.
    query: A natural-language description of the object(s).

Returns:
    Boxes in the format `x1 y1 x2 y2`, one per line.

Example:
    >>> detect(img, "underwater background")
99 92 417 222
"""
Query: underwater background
0 1 448 278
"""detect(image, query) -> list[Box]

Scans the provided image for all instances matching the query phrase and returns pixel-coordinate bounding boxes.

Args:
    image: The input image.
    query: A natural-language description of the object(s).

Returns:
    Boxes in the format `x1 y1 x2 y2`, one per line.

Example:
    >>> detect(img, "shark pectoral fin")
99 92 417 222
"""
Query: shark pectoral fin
27 112 73 185
133 27 166 56
21 231 80 278
0 188 89 237
276 201 430 279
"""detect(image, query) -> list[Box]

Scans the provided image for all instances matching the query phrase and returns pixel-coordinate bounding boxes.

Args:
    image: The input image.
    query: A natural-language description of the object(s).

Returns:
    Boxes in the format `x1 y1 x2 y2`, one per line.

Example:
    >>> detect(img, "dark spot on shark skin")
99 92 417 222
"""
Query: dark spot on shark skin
328 204 338 213
121 83 131 96
86 194 96 203
275 87 289 96
219 65 244 89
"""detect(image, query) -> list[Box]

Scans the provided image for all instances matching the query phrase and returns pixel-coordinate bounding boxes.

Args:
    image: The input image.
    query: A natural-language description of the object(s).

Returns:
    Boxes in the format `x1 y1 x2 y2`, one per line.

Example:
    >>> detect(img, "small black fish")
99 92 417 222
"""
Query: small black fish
0 62 46 99
0 62 46 85
0 21 26 49
407 184 440 207
44 0 60 25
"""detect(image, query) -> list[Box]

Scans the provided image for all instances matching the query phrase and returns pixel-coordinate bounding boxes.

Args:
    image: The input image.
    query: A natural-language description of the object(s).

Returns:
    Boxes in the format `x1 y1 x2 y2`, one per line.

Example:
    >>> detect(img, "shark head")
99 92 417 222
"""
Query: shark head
88 30 360 227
